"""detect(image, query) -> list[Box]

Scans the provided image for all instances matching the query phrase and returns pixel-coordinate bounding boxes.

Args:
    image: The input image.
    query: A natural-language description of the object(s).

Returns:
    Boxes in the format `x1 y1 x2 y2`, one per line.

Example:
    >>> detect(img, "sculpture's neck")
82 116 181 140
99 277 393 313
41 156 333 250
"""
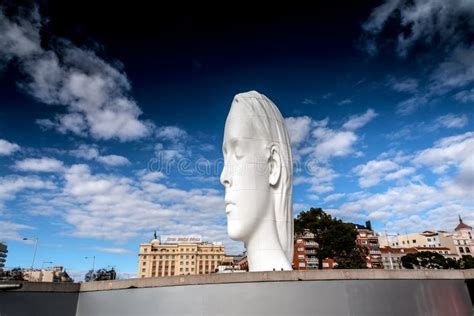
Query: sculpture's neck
246 220 292 272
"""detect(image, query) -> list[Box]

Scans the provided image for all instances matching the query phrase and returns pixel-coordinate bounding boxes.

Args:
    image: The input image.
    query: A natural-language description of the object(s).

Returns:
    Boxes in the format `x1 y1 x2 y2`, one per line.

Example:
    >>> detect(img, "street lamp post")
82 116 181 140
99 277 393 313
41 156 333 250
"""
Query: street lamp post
85 256 95 272
23 237 39 270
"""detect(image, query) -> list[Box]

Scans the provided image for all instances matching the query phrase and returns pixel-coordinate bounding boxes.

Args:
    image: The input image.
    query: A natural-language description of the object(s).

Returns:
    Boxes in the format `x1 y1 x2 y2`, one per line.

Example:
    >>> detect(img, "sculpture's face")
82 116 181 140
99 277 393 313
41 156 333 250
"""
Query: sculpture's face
220 102 273 241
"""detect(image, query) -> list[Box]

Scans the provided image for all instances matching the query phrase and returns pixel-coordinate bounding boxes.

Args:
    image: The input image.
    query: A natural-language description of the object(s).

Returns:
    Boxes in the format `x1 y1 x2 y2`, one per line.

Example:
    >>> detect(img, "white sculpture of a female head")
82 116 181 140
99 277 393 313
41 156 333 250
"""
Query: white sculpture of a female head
220 90 293 272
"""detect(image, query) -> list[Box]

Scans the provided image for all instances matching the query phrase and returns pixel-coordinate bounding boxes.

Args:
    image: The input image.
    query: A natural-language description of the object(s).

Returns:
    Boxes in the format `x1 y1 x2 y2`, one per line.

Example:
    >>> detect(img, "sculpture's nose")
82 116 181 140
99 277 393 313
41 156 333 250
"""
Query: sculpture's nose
220 165 232 188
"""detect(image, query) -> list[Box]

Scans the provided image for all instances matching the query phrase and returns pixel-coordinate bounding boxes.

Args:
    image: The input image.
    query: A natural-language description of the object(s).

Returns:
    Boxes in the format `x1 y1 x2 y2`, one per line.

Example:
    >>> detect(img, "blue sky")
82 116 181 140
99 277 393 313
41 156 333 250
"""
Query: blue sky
0 1 473 280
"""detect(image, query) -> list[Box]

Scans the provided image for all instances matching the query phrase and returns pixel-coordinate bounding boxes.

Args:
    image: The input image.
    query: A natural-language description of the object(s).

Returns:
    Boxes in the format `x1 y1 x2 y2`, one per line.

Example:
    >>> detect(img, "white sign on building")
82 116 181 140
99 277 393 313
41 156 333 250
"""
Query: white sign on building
161 235 202 244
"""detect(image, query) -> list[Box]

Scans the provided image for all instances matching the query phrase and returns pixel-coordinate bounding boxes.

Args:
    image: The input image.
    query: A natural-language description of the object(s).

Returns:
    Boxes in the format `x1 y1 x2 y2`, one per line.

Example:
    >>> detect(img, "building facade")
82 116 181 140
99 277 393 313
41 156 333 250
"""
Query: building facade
380 217 473 259
137 235 226 278
355 221 383 269
0 242 7 271
453 216 474 257
380 247 417 269
22 266 73 282
293 231 335 270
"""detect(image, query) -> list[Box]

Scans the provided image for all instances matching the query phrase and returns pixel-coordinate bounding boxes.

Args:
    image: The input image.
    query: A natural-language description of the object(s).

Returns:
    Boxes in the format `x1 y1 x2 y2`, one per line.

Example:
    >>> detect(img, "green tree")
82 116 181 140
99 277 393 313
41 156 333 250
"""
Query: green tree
401 251 458 269
460 255 474 269
294 208 365 269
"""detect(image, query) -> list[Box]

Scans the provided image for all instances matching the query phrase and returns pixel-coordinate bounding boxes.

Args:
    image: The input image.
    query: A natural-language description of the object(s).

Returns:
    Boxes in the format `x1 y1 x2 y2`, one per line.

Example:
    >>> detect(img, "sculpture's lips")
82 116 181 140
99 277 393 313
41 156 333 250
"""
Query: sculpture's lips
225 201 235 214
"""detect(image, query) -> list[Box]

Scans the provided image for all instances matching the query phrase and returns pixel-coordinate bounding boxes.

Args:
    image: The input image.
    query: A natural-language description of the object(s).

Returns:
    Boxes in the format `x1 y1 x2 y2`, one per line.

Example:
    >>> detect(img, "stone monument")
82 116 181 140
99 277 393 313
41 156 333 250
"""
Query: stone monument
220 91 293 271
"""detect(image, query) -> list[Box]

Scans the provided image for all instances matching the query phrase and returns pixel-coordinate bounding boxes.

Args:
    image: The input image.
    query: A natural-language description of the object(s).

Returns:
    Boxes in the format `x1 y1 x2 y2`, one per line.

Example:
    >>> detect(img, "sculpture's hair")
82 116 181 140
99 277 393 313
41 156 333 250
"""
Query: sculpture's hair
230 91 294 262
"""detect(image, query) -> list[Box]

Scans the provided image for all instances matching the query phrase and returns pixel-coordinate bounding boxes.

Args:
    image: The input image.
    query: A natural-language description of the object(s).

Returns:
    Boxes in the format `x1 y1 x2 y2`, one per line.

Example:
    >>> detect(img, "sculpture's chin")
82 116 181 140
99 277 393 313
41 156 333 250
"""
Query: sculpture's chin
227 221 245 241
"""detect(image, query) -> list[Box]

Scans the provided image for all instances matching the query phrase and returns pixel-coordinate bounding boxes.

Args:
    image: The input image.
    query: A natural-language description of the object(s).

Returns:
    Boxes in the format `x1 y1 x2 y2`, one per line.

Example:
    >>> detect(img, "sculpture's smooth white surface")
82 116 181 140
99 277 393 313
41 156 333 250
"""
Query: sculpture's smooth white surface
220 91 293 272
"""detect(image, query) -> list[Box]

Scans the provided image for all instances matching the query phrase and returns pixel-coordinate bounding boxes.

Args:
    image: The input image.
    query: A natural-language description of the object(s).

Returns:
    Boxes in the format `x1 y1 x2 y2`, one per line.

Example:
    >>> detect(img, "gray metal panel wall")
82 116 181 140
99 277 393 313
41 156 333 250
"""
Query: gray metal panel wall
0 292 78 316
76 279 472 316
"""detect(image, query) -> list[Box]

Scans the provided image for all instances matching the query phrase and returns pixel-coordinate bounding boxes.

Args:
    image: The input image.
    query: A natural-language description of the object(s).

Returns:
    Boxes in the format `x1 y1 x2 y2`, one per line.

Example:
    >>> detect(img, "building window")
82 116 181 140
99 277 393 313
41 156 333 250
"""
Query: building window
412 240 416 243
466 247 471 253
427 238 431 241
460 247 465 253
143 262 146 266
298 255 305 259
143 255 147 259
142 268 145 272
144 248 148 252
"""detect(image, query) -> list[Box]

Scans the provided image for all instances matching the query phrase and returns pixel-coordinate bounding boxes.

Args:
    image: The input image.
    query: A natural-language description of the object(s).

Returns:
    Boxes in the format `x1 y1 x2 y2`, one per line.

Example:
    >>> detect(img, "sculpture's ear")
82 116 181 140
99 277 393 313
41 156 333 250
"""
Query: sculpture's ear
269 144 281 186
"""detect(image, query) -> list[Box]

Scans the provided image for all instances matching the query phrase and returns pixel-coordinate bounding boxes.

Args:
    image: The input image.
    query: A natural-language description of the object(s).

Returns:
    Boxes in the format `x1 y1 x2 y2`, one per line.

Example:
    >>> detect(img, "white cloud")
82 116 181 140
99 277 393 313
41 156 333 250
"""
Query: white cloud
13 164 243 255
312 127 358 161
294 166 337 194
324 193 346 203
95 247 131 254
335 132 474 232
287 110 376 195
388 77 419 93
396 95 428 115
342 109 378 130
353 160 399 188
362 0 474 57
340 182 440 216
0 139 20 156
154 143 186 162
70 144 100 160
0 221 34 241
14 157 64 173
70 144 130 166
430 45 474 93
156 126 187 142
338 99 352 105
285 116 312 145
0 6 153 141
435 114 468 129
384 167 416 181
413 131 474 173
363 0 474 115
338 179 473 233
96 155 130 167
302 98 316 105
0 7 42 60
454 88 474 103
0 175 55 209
